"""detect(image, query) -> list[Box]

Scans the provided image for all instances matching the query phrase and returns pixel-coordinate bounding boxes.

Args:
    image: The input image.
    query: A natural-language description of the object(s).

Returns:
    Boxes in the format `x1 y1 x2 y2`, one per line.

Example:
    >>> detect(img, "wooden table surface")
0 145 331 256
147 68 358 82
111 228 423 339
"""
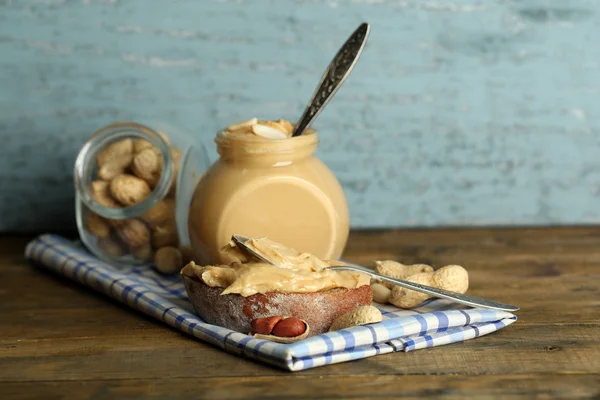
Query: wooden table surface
1 227 600 399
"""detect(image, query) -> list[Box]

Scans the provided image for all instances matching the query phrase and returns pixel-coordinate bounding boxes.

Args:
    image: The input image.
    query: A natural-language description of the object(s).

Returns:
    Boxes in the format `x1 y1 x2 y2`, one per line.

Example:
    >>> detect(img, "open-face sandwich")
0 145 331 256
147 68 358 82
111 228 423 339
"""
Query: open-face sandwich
181 237 372 337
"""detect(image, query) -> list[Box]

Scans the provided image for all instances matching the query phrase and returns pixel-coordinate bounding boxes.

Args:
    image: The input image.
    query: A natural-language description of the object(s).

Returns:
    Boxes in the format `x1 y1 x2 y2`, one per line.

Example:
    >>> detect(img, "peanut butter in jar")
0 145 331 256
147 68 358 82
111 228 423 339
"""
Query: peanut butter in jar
188 118 349 265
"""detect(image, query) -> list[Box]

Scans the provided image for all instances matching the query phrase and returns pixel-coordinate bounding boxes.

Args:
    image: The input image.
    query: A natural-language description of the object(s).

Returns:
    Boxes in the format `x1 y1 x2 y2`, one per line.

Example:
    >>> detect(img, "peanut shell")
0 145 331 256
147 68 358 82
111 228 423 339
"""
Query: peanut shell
85 212 111 238
152 224 179 248
329 305 382 332
97 139 133 167
132 243 154 262
90 180 120 208
117 219 151 249
131 148 162 187
154 246 183 274
97 154 133 181
134 132 170 153
388 272 434 309
433 265 469 293
110 174 151 207
98 237 126 257
134 139 153 154
140 199 175 228
375 260 434 289
251 319 309 343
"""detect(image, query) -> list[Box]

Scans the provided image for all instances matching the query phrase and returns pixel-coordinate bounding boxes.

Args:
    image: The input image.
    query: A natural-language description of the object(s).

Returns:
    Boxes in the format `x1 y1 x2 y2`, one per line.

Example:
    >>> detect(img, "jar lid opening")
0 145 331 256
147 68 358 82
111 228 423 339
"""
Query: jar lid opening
215 129 319 157
73 122 175 220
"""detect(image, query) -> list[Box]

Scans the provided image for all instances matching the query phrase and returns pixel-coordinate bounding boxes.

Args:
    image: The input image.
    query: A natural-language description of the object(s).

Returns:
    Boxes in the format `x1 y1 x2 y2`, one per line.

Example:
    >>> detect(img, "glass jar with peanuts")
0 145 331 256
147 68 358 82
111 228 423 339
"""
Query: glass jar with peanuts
74 121 209 271
188 117 350 264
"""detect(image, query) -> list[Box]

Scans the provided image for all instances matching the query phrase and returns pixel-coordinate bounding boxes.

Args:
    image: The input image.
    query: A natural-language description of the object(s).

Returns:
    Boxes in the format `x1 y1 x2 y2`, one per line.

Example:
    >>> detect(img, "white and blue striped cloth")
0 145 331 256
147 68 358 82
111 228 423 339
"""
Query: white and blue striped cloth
25 234 517 371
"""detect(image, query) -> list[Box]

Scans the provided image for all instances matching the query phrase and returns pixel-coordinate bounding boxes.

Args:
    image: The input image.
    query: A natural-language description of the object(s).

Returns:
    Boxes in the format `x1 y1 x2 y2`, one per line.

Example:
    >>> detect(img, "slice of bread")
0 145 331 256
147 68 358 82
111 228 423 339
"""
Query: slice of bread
182 274 373 336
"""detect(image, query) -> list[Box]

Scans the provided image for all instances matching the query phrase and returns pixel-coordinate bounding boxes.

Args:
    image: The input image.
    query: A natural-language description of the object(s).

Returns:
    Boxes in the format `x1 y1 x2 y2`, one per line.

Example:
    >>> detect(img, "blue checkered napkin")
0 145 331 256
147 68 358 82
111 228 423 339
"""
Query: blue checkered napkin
25 234 517 371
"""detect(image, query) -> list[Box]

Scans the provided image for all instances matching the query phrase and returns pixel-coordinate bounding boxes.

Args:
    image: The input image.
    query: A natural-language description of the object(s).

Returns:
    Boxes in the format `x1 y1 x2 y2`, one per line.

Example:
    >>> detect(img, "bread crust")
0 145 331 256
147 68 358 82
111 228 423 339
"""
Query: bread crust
182 275 373 336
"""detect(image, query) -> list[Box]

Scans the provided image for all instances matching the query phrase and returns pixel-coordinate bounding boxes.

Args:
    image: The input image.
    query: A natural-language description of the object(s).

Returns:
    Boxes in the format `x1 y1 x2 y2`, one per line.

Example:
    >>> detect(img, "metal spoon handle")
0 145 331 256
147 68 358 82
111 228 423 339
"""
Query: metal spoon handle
292 23 370 137
330 264 519 312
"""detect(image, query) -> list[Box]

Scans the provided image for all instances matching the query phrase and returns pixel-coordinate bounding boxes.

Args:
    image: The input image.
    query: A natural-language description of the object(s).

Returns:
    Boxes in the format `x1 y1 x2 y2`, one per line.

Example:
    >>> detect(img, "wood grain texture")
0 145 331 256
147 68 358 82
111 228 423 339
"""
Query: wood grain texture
2 0 600 231
2 375 599 400
1 227 600 399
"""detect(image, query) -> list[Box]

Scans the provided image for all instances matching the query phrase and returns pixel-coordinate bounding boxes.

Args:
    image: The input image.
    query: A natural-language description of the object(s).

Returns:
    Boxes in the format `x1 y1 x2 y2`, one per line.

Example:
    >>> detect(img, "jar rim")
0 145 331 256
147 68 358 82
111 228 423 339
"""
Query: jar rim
73 121 175 219
215 129 319 155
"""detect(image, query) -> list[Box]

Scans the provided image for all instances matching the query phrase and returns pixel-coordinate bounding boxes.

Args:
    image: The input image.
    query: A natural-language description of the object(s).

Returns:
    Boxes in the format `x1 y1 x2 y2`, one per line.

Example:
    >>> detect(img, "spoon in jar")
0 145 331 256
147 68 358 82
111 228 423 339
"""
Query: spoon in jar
291 23 370 137
231 234 519 312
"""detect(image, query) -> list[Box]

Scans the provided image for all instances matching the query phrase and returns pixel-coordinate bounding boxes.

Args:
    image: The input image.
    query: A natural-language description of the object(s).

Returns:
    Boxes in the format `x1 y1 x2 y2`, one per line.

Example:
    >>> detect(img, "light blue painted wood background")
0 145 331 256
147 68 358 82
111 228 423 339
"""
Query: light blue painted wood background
1 0 599 231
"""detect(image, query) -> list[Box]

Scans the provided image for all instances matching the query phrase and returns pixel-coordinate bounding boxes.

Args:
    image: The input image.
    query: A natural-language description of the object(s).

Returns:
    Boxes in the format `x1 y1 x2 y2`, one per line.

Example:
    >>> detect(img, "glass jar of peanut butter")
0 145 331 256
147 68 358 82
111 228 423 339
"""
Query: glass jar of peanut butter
73 121 209 271
188 118 349 265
